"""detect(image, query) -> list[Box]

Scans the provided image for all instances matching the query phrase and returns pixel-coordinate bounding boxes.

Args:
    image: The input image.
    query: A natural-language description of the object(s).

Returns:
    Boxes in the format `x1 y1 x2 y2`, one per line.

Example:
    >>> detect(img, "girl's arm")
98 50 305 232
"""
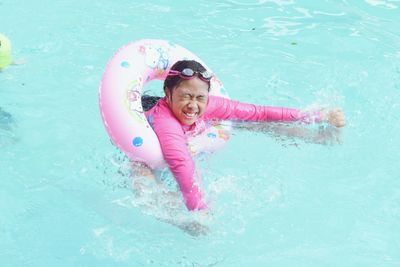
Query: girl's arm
205 96 345 127
150 107 207 211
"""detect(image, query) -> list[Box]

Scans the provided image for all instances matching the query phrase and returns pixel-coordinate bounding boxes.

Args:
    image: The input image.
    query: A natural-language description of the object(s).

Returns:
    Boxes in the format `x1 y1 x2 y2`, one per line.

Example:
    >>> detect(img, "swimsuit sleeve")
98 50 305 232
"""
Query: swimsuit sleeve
148 102 207 211
204 96 321 123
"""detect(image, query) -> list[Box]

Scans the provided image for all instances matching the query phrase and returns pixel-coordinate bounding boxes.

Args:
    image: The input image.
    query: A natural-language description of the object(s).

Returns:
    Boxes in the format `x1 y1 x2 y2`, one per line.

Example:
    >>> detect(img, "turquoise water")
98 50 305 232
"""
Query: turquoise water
1 0 400 266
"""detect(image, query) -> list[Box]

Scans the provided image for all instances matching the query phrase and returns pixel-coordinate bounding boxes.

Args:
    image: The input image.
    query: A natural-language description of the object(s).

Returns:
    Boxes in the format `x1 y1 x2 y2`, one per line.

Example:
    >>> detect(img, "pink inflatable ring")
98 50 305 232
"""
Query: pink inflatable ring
99 39 231 169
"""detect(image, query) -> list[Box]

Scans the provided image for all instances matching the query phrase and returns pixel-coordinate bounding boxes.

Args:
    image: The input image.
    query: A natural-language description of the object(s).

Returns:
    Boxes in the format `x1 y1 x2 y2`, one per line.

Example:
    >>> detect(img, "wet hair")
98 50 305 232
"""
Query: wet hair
141 95 162 111
163 60 210 93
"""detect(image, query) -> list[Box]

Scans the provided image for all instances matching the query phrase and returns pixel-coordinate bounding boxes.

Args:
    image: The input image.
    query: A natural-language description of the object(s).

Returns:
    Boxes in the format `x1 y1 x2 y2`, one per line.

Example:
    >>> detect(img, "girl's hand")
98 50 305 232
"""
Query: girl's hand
321 108 346 127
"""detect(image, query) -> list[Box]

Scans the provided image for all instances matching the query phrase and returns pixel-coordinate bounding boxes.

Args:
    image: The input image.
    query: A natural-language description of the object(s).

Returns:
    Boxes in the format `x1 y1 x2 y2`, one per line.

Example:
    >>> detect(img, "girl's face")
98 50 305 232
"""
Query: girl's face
165 77 209 125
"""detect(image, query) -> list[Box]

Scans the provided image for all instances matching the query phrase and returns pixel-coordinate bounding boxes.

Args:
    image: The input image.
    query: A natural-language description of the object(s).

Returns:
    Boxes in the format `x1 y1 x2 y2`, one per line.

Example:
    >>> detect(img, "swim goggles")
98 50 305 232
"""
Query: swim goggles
167 68 213 82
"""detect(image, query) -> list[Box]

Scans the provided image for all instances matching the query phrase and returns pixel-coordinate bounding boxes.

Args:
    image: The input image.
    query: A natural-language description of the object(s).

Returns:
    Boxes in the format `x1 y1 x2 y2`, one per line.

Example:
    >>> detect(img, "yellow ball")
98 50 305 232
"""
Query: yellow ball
0 33 12 69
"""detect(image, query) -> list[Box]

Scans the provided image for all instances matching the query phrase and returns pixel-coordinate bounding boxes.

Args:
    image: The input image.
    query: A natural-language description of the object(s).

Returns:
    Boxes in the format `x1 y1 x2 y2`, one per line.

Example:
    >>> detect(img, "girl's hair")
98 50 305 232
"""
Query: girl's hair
163 60 210 92
141 94 162 111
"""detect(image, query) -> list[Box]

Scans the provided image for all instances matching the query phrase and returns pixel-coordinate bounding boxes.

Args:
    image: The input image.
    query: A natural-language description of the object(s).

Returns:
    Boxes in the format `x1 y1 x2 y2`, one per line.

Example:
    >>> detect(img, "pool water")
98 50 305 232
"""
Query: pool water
1 0 400 266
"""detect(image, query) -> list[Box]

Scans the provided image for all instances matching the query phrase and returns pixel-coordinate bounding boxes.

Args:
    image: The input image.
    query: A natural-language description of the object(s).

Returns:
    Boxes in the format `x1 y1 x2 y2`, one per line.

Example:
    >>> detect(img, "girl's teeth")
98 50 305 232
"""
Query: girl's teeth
184 112 195 118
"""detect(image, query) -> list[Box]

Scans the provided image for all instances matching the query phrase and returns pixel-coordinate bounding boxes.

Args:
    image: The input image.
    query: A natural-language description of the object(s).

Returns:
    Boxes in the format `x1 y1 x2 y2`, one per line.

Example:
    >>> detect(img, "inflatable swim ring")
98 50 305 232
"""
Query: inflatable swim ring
0 33 12 69
99 39 231 168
